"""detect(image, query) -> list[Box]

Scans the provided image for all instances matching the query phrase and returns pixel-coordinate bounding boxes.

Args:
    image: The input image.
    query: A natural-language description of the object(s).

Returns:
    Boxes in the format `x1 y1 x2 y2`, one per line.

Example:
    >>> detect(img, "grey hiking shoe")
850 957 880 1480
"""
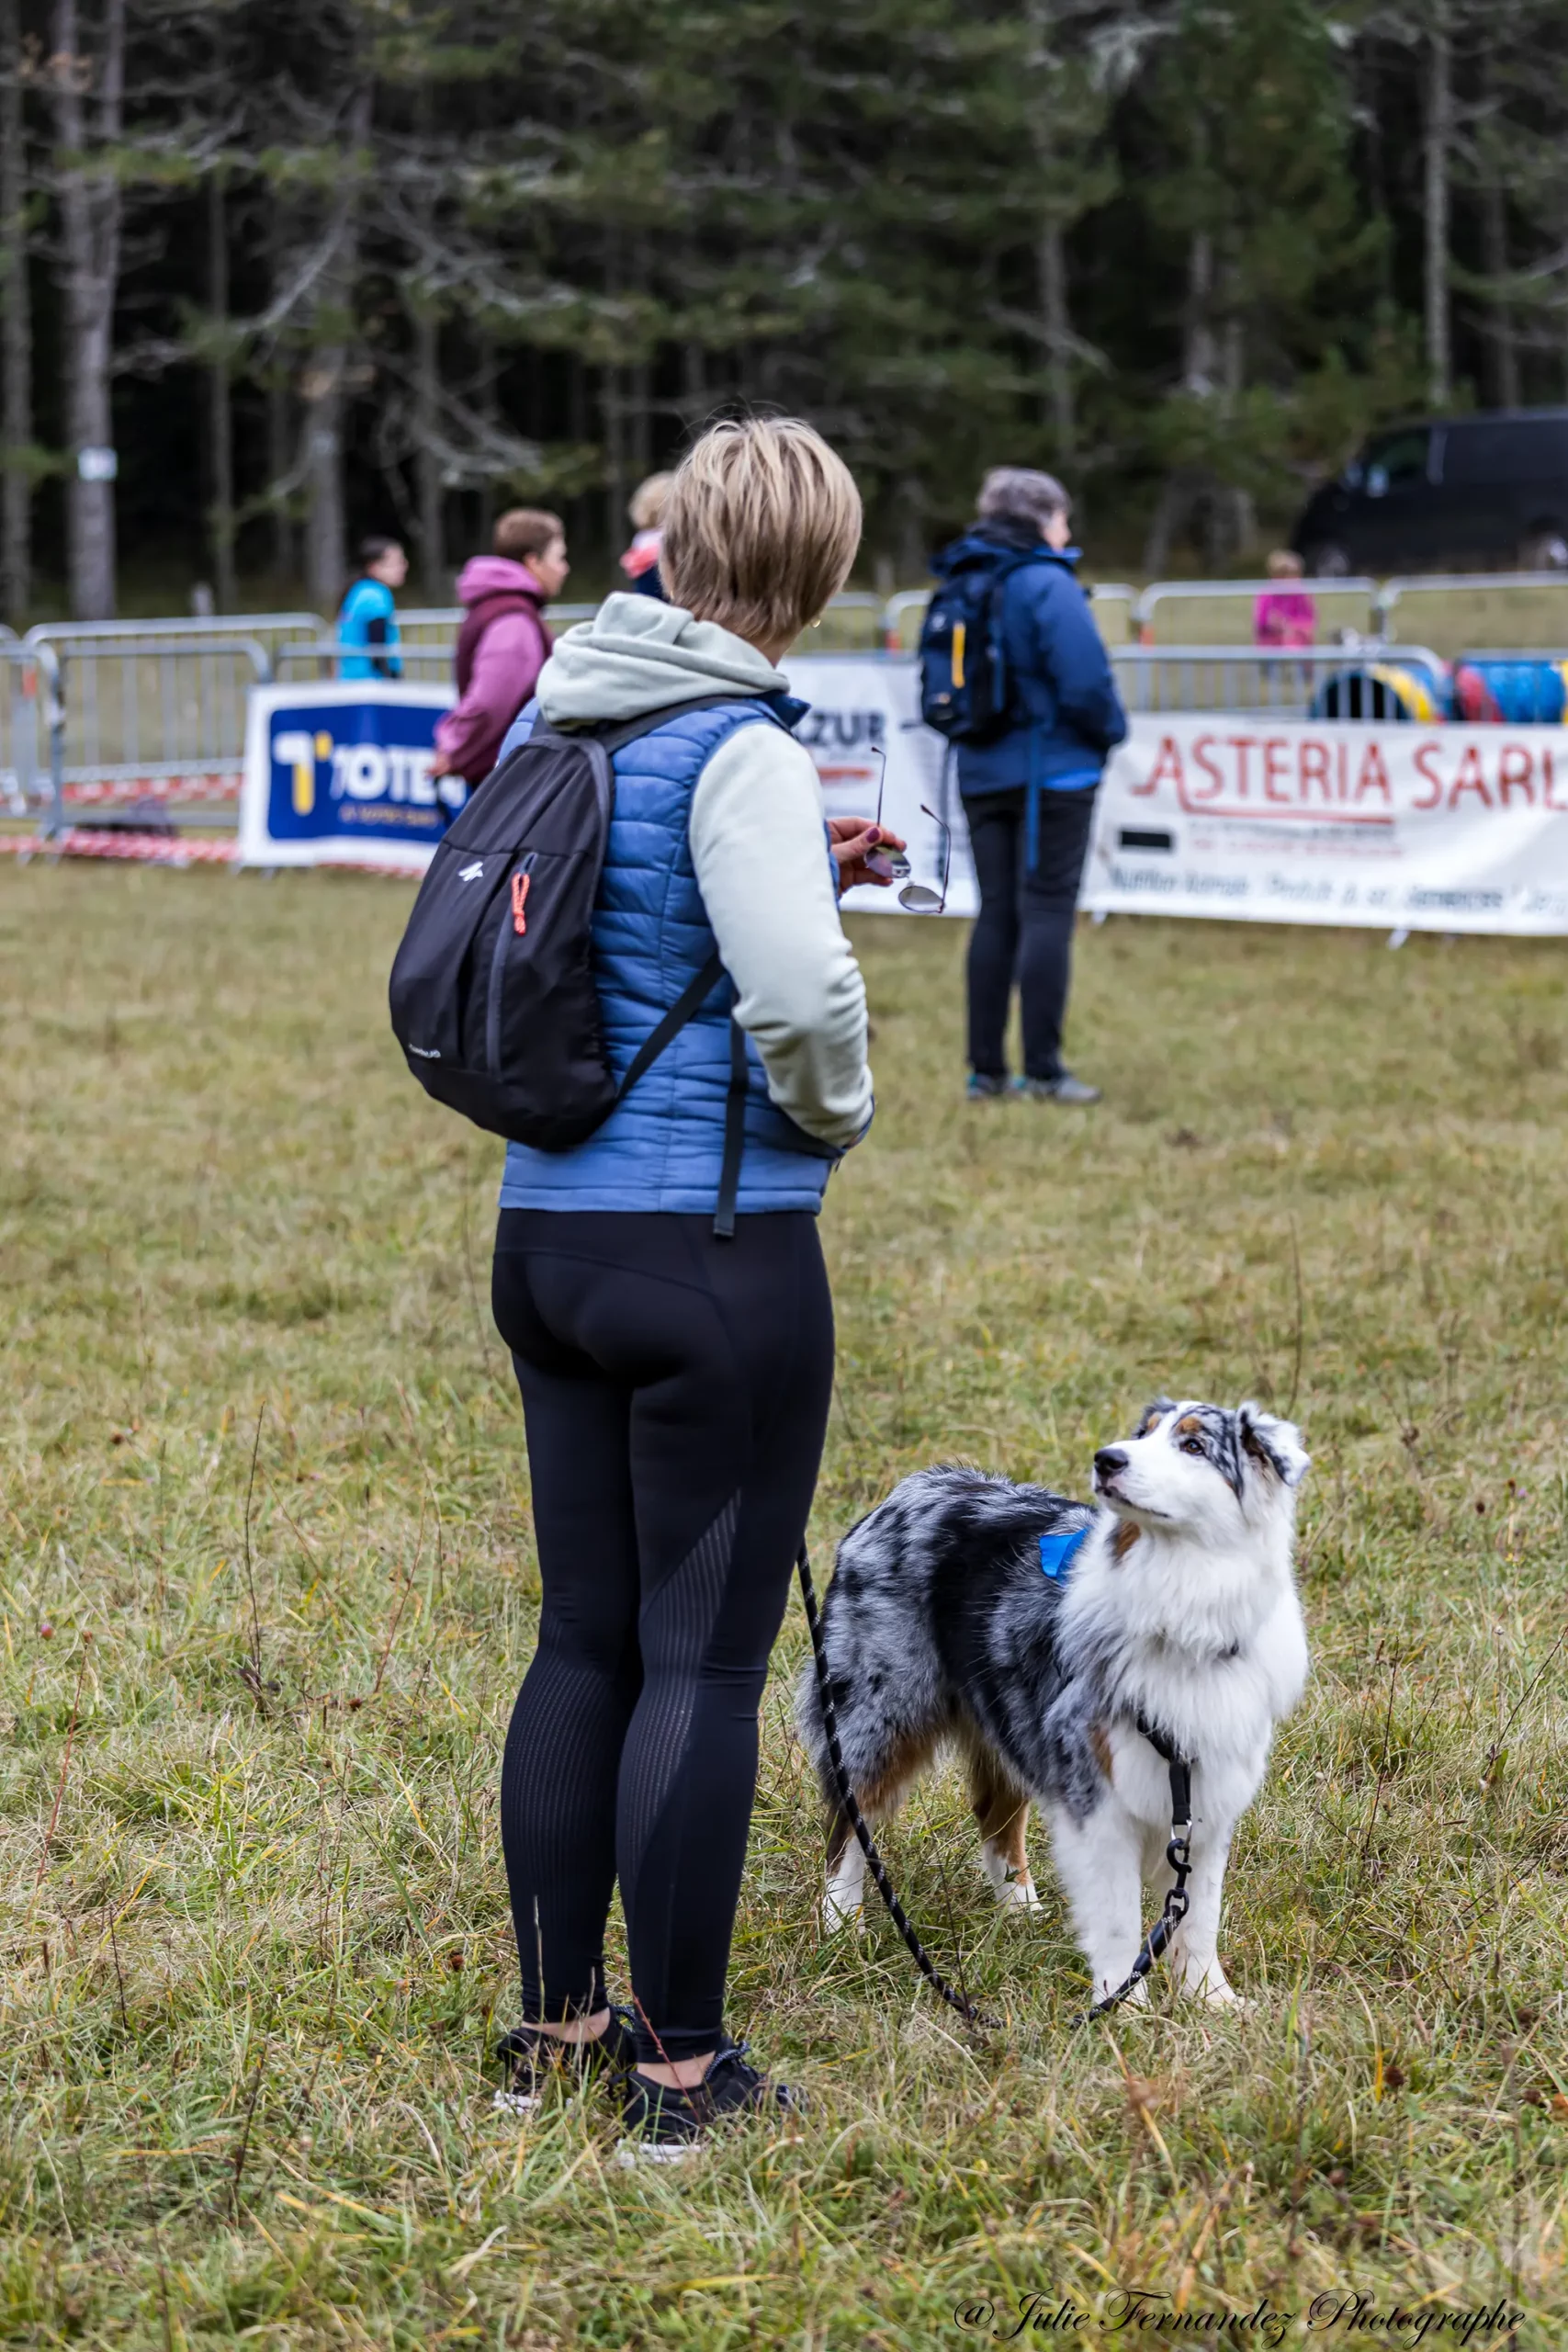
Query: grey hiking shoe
1013 1073 1102 1106
966 1071 1010 1100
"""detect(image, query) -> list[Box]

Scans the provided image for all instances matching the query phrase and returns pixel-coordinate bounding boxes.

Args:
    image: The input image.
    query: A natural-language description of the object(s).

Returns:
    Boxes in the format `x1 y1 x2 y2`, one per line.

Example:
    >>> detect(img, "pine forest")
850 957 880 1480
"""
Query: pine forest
2 0 1566 619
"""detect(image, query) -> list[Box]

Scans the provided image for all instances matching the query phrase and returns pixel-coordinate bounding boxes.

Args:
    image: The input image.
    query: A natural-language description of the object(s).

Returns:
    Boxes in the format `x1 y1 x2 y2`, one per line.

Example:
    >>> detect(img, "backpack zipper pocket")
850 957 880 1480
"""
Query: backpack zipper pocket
485 853 536 1075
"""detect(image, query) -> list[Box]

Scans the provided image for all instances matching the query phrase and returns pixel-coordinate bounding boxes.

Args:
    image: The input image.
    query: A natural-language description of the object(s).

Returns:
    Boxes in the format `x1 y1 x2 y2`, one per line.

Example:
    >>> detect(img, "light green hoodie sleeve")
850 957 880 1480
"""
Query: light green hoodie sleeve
688 725 874 1150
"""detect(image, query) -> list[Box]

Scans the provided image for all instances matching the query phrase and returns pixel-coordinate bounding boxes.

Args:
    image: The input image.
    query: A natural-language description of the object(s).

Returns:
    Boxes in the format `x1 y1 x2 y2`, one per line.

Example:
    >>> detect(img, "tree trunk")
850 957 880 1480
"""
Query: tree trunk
1183 231 1216 395
1480 165 1518 410
681 334 705 422
207 168 237 611
1423 7 1451 408
475 327 497 546
0 0 31 622
302 377 344 616
412 300 444 599
53 0 127 623
1038 220 1074 463
302 87 371 618
265 209 295 585
603 366 626 563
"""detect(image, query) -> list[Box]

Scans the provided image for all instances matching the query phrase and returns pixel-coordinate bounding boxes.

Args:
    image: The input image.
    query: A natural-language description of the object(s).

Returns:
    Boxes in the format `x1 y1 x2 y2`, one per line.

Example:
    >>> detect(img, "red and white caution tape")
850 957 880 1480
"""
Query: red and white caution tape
0 829 419 877
62 773 243 806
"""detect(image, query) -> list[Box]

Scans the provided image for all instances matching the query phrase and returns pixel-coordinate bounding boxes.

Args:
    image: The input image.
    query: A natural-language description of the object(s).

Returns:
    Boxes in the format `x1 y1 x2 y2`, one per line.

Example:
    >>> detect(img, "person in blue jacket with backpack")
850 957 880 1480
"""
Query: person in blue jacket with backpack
924 467 1126 1103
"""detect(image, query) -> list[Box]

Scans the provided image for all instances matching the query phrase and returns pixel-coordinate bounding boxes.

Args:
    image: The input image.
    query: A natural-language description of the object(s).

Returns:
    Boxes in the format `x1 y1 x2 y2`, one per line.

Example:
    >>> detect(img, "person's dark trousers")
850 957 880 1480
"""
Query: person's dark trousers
964 782 1099 1082
491 1208 834 2065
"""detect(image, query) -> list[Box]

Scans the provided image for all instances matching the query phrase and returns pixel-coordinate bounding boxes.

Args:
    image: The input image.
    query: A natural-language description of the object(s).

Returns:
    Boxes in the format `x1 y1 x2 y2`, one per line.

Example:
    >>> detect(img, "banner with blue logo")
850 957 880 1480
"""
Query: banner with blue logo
239 683 459 869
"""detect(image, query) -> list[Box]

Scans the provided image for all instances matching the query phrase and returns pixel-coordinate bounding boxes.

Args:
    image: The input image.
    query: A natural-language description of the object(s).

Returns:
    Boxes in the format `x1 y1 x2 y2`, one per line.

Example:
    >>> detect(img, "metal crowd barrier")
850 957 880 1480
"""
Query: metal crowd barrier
34 632 270 820
2 639 63 830
882 582 1134 651
1133 576 1380 646
1110 643 1447 719
8 566 1568 855
1375 572 1568 658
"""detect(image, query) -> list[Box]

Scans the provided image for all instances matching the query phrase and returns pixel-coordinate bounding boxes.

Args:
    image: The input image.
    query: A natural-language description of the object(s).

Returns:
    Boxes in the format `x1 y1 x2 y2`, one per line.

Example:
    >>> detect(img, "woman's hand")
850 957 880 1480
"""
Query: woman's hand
828 815 907 894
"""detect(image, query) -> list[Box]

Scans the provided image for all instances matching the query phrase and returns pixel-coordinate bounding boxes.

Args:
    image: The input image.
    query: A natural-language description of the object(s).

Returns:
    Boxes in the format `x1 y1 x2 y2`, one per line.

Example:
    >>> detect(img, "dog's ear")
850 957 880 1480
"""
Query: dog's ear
1237 1403 1311 1487
1135 1396 1177 1438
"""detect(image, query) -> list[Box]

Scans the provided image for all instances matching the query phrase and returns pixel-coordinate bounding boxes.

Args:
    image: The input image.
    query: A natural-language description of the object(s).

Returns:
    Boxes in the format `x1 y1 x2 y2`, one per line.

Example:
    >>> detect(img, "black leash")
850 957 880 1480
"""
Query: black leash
797 1543 1197 2034
796 1544 998 2031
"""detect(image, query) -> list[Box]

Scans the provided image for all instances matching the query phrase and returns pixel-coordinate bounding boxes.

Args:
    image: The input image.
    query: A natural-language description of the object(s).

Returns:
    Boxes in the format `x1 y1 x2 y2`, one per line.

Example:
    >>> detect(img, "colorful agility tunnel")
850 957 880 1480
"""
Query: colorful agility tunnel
1308 659 1448 723
1309 653 1568 725
1450 657 1568 725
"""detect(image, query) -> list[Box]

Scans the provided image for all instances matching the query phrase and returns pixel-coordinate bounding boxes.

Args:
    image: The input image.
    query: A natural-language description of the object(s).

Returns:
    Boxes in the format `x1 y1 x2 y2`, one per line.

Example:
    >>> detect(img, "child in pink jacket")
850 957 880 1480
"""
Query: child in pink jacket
432 511 570 788
1254 548 1316 650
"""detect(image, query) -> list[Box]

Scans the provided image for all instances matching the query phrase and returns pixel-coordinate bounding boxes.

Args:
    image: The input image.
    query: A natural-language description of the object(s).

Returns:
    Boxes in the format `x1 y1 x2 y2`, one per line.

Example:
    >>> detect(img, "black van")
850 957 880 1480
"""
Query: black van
1292 410 1568 576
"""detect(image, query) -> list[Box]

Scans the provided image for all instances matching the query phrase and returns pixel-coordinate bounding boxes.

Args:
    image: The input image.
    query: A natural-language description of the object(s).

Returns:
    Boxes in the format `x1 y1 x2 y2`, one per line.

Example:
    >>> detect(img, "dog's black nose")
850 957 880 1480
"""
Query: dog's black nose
1094 1448 1129 1480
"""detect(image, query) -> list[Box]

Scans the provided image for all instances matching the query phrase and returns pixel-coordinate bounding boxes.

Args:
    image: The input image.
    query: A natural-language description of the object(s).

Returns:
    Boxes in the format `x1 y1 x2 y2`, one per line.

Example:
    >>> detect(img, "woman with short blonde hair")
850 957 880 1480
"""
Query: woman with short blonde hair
486 417 897 2159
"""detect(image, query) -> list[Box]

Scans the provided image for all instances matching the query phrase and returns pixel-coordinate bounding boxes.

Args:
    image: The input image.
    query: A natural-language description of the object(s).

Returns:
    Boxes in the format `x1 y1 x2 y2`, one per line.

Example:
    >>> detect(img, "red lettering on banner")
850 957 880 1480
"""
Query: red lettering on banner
1301 739 1333 801
1191 735 1224 799
1496 742 1535 807
1263 739 1291 802
1546 748 1568 811
1227 736 1258 797
1336 741 1348 802
1412 741 1444 810
1136 735 1184 795
1449 744 1492 808
1355 743 1393 804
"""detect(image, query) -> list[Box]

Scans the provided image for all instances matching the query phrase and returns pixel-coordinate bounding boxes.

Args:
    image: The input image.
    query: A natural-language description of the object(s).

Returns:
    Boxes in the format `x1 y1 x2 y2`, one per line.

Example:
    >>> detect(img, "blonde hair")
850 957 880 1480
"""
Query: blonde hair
628 471 675 532
1267 548 1304 579
662 418 862 645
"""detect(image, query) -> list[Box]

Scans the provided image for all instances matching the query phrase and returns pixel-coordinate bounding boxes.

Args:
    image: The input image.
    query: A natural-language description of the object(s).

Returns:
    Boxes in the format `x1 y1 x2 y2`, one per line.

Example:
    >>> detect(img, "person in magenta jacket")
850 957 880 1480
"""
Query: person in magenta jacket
431 510 570 788
1254 548 1317 650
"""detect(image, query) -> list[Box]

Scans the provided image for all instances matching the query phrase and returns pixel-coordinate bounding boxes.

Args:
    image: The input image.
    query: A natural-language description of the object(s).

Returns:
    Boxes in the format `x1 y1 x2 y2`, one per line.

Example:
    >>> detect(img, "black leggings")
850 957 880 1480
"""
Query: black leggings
491 1208 834 2063
965 784 1098 1081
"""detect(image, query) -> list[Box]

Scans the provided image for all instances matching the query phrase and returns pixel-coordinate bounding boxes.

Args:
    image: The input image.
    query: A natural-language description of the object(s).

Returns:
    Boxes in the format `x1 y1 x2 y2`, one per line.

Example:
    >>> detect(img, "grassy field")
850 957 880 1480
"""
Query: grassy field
2 864 1566 2349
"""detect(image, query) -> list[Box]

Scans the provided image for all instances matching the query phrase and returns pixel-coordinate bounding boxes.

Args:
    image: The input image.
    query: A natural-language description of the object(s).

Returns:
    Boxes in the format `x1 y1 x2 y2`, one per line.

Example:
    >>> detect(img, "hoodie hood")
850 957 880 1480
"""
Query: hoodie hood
536 591 786 725
456 555 545 606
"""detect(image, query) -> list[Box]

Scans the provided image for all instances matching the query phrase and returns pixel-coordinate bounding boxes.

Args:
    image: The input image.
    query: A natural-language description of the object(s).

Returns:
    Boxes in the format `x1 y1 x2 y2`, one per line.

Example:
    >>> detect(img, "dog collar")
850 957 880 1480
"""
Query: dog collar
1039 1525 1090 1580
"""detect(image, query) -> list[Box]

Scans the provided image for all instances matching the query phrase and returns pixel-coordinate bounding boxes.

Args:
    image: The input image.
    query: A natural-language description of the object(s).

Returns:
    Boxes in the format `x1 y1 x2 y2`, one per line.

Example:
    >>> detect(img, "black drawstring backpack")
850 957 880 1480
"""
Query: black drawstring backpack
388 701 758 1236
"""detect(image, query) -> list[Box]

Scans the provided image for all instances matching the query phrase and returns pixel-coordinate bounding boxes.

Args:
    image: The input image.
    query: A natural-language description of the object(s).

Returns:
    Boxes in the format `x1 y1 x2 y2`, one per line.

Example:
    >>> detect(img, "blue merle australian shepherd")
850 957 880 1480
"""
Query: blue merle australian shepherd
797 1399 1310 2006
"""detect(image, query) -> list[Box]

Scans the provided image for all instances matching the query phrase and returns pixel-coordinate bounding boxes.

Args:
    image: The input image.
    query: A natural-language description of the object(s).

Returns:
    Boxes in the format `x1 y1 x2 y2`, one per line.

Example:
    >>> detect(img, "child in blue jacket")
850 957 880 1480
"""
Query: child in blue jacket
337 537 407 679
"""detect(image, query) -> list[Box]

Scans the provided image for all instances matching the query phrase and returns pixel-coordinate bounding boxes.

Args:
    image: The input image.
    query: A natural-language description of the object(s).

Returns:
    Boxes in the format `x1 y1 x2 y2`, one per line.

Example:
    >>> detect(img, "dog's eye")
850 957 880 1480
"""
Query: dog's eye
1180 1436 1205 1456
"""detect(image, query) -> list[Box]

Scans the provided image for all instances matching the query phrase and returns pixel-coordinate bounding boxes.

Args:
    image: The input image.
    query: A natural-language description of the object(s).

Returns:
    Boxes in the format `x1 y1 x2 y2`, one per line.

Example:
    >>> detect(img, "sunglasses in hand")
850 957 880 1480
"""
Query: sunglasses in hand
863 748 950 913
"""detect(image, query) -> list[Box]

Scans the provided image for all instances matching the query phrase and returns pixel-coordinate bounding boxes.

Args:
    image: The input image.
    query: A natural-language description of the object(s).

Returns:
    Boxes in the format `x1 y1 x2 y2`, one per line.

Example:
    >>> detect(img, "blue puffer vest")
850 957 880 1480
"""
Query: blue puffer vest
498 697 839 1216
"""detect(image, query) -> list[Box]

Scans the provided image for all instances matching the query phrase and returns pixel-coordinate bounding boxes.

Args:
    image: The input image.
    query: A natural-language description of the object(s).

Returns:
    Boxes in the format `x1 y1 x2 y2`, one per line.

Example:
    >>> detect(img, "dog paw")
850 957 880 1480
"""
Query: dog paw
996 1873 1043 1913
1190 1976 1247 2009
821 1895 865 1936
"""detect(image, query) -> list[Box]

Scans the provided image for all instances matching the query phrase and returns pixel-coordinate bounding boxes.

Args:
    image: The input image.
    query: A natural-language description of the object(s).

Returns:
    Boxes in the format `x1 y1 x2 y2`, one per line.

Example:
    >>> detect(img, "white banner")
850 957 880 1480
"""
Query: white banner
784 654 976 916
240 665 1568 937
1084 715 1568 933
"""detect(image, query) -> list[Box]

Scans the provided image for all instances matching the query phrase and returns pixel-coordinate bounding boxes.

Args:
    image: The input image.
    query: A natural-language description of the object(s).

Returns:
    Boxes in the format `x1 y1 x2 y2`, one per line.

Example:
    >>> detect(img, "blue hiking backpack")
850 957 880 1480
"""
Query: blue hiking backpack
918 546 1042 744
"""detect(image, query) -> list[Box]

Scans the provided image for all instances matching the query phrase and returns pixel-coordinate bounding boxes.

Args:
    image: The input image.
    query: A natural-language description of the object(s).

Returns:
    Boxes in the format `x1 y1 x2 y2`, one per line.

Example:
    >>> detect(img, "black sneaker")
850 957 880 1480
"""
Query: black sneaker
491 2006 637 2115
616 2037 805 2165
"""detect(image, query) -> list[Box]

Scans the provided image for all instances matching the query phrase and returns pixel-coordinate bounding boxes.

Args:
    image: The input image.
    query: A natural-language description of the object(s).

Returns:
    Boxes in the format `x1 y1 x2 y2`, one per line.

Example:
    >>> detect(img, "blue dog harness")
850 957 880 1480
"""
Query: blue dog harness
1038 1525 1090 1580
